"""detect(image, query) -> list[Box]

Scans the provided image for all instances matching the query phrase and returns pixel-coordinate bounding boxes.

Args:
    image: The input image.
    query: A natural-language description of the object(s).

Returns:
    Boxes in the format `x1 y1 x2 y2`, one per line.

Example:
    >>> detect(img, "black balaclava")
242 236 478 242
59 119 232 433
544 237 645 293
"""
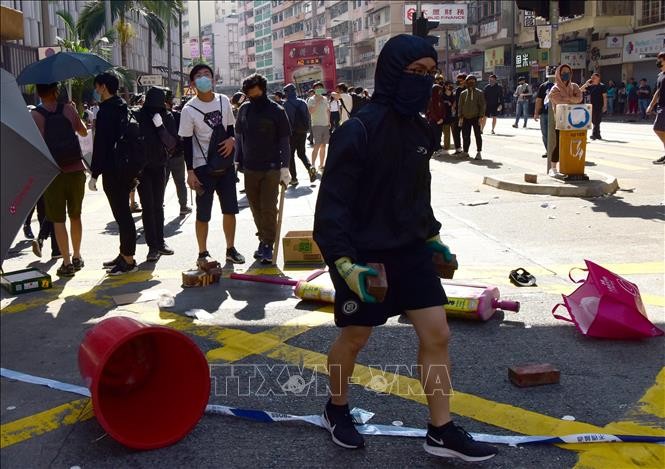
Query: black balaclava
143 87 166 115
373 34 437 116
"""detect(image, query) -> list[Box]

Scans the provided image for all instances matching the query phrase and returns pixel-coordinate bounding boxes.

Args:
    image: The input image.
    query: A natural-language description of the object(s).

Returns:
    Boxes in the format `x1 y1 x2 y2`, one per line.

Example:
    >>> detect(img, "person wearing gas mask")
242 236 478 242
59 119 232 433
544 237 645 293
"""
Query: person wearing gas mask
235 73 292 264
313 34 498 463
546 64 583 176
178 63 245 267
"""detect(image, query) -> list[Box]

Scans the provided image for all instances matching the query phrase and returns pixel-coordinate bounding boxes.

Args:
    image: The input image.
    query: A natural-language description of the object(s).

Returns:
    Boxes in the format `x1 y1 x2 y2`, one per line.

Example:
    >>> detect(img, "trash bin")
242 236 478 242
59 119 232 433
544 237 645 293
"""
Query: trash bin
79 317 210 450
555 104 592 178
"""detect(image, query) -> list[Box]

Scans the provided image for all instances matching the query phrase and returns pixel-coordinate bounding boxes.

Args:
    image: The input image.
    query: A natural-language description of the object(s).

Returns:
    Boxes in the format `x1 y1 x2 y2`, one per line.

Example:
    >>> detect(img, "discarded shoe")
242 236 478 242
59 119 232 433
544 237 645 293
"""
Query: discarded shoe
509 268 537 287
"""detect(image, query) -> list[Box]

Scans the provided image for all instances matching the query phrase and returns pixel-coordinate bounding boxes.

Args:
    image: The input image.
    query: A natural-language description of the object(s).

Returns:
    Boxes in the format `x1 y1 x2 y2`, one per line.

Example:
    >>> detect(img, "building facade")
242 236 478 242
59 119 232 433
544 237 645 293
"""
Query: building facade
1 0 183 91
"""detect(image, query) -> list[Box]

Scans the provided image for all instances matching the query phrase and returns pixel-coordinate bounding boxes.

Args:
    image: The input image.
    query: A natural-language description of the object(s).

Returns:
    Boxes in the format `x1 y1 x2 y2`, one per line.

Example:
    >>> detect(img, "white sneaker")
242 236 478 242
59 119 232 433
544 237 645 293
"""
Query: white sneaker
548 169 558 177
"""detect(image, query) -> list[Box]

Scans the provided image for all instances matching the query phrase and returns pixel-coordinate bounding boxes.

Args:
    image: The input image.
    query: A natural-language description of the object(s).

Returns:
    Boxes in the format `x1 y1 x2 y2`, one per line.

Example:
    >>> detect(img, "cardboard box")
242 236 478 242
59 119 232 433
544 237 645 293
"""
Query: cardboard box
1 268 52 294
555 104 592 130
282 231 324 266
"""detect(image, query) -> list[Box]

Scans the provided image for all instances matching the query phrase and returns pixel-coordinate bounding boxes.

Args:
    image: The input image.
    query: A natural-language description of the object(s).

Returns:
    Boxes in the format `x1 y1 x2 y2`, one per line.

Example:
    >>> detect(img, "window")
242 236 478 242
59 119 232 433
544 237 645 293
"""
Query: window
329 1 349 19
481 0 499 18
598 1 634 15
639 0 664 25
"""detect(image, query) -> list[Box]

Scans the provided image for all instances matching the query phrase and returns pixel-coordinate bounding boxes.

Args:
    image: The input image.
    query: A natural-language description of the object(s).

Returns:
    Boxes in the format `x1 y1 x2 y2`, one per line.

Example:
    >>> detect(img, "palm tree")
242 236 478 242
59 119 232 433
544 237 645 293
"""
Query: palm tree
76 1 183 71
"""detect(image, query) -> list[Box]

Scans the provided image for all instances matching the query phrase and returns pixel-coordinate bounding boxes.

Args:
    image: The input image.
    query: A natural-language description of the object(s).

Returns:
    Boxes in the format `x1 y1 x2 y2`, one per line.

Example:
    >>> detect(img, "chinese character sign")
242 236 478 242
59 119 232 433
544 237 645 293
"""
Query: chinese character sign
524 10 535 27
404 3 467 24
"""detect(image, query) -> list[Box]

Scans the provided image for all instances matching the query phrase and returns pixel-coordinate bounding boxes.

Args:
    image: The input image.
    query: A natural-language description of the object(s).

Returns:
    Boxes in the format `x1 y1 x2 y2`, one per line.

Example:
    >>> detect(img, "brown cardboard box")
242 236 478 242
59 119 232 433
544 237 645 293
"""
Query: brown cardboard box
282 231 324 265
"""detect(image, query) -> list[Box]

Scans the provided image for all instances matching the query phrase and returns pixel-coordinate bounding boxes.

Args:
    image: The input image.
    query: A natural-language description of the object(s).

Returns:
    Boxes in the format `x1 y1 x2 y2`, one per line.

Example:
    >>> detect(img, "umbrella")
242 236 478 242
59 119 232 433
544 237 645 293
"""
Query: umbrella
16 51 112 85
0 68 60 265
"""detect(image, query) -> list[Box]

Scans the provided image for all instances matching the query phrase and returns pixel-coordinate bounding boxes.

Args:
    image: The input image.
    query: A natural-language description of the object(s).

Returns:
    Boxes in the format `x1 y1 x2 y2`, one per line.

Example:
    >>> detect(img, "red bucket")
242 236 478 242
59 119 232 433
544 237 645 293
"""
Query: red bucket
78 317 210 450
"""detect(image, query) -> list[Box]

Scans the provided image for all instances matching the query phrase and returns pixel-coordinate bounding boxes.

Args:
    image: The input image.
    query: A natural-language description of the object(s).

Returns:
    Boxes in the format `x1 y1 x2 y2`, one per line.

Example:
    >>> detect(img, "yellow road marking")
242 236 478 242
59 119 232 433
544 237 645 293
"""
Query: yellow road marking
0 399 93 449
574 368 665 468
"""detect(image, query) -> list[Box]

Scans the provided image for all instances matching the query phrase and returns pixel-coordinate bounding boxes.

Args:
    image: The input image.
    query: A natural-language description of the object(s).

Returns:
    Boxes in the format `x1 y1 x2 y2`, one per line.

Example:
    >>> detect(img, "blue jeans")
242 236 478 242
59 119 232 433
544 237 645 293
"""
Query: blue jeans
607 96 615 115
515 101 529 126
540 109 549 151
639 98 649 119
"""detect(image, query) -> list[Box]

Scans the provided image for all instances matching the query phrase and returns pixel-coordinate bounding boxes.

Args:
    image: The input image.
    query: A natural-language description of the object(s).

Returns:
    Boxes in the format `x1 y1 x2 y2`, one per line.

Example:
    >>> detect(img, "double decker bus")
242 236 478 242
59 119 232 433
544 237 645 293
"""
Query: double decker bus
283 38 337 95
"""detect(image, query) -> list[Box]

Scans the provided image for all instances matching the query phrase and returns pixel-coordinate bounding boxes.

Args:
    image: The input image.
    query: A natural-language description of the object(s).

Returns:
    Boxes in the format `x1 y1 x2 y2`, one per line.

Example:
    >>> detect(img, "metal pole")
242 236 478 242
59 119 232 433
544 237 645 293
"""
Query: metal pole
167 16 172 90
349 23 353 84
510 0 516 92
445 28 449 80
211 32 216 79
179 11 184 91
104 1 119 66
546 0 560 174
197 0 203 59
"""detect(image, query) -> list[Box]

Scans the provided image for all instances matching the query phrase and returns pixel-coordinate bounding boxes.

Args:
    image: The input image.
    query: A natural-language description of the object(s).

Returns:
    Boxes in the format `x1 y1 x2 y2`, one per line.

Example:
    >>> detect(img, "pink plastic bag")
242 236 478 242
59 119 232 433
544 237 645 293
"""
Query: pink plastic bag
552 260 663 340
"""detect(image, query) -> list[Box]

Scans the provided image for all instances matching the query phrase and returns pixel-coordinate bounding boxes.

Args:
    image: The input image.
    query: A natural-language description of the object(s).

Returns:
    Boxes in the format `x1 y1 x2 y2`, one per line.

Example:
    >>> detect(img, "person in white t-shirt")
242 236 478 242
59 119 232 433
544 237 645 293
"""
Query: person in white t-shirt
336 83 353 125
178 63 245 266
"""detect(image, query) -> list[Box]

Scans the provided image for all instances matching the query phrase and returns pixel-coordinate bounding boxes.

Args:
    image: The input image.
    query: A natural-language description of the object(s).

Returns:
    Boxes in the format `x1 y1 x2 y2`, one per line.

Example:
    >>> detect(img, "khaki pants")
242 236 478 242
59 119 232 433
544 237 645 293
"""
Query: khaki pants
244 169 280 245
442 124 452 150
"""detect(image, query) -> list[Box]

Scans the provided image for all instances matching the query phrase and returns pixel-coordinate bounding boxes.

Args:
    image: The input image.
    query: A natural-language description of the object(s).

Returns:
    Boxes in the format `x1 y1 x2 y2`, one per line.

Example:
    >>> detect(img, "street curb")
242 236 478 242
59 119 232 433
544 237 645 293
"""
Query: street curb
483 171 619 197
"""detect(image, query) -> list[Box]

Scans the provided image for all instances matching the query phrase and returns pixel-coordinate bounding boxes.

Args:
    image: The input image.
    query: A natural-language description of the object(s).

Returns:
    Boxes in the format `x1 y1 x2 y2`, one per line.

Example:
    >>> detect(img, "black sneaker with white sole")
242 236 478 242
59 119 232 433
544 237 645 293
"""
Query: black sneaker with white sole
423 421 498 462
107 257 138 276
103 255 121 269
322 400 365 449
226 247 245 264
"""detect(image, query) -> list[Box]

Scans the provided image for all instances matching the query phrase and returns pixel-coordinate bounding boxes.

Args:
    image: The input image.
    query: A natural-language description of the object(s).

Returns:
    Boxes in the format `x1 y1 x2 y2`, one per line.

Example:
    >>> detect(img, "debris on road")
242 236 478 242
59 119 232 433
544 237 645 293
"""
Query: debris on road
509 364 561 387
460 200 490 206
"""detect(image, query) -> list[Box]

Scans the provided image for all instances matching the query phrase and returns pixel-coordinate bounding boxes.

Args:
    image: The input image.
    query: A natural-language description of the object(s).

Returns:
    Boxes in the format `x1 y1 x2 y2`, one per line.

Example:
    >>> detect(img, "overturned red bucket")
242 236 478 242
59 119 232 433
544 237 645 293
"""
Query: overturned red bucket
78 317 210 450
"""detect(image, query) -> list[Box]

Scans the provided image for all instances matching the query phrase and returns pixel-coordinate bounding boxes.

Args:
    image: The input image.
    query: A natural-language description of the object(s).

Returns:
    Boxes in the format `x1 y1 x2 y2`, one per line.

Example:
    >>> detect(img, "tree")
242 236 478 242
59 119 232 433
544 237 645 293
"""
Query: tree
76 1 183 71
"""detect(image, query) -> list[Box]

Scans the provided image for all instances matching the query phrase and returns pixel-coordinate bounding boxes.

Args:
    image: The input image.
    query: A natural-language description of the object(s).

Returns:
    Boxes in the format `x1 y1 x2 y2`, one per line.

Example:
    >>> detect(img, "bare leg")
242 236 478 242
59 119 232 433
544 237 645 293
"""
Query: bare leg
70 217 82 259
196 220 209 254
327 326 372 405
319 145 327 168
223 214 236 249
492 116 497 132
480 116 487 132
656 130 665 149
311 144 320 169
406 306 452 427
53 222 71 265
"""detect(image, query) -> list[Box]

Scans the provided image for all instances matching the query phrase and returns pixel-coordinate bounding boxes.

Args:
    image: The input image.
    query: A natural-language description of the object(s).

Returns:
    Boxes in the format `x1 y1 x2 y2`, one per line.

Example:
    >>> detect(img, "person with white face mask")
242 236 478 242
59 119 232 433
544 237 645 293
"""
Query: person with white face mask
178 63 245 267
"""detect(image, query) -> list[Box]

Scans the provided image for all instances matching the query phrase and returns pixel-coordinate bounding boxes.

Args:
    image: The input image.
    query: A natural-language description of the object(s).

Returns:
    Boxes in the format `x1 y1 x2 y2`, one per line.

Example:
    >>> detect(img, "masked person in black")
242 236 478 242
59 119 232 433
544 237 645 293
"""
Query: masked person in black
313 34 498 462
235 73 291 264
452 73 466 154
164 89 192 216
137 87 177 262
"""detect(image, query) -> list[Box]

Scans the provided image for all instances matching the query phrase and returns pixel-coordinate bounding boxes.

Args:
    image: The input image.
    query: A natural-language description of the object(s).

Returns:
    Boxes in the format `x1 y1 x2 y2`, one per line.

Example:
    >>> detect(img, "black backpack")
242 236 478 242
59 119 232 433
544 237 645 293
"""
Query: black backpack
287 100 309 134
113 109 147 178
34 104 82 169
350 94 367 117
189 97 234 176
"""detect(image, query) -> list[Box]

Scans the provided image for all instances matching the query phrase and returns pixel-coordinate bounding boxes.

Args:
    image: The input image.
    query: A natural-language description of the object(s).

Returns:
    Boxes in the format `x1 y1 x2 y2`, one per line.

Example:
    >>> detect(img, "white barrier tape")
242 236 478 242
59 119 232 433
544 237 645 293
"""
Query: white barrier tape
2 368 664 446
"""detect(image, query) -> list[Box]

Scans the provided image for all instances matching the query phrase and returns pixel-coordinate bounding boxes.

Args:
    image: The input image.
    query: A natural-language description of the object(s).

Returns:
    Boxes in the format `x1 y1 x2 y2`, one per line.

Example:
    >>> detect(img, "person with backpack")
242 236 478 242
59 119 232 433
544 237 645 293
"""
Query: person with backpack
312 34 498 462
335 83 353 125
137 87 178 262
235 73 292 264
283 83 316 187
30 82 88 277
178 63 245 267
350 86 369 116
512 76 531 128
89 72 142 275
164 89 192 216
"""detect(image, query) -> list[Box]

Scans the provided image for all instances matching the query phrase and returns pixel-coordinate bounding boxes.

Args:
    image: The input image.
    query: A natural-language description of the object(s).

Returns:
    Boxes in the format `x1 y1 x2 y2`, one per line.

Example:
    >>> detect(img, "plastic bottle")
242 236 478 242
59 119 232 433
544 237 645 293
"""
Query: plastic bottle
442 280 520 321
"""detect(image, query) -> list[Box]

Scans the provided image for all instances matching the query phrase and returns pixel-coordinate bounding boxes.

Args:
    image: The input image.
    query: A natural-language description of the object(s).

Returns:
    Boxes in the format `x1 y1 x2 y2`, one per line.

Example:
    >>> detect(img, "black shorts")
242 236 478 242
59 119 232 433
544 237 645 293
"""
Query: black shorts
485 106 499 118
330 242 448 327
194 166 239 221
654 108 665 132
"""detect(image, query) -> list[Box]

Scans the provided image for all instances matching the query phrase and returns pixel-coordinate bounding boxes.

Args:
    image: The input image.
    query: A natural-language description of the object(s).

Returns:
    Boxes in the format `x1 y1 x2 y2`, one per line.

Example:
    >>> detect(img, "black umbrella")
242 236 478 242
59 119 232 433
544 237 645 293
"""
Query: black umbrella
1 68 60 264
16 51 113 85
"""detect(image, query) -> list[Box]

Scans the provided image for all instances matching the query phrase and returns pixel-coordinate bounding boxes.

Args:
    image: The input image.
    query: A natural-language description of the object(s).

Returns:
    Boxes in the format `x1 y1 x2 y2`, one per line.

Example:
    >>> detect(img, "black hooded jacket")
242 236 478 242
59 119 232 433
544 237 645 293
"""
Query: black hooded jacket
313 35 441 264
91 95 127 178
138 87 177 169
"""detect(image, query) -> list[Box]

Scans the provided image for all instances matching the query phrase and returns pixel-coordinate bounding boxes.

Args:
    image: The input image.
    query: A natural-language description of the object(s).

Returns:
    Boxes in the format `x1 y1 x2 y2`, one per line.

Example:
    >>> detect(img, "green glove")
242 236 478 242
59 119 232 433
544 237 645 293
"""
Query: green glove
334 257 378 303
426 234 453 262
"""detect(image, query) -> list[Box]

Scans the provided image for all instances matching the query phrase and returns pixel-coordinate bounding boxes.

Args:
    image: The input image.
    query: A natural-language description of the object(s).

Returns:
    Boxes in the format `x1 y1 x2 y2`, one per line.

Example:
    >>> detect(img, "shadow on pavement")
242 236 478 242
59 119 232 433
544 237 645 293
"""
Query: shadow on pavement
286 186 314 199
588 196 665 221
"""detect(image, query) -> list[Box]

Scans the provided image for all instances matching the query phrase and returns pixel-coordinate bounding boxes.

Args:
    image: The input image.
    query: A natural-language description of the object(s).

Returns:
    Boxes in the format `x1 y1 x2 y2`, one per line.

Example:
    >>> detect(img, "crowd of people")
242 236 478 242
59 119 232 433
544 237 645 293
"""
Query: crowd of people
21 50 665 278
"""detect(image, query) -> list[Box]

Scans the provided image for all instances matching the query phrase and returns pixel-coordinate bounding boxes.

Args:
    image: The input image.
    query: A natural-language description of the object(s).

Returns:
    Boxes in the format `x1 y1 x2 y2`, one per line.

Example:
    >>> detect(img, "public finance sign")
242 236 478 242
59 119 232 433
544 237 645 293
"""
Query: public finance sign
404 4 468 24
